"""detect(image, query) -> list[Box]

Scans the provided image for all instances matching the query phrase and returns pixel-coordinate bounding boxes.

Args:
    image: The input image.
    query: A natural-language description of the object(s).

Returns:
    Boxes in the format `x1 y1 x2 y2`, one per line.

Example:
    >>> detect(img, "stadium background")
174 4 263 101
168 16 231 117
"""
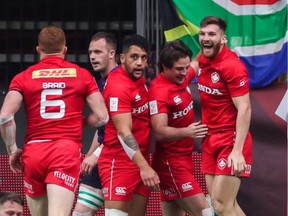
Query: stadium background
0 0 286 215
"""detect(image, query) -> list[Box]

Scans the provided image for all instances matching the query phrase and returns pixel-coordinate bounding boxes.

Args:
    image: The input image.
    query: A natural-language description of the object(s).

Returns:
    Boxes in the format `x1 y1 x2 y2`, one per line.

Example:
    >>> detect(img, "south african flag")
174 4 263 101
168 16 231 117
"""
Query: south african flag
160 0 287 88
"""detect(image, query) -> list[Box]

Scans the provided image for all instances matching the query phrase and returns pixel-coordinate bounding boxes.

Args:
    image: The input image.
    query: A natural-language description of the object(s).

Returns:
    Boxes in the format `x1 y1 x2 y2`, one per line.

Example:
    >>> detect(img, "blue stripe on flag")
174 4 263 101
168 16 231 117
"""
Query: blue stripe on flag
240 42 287 88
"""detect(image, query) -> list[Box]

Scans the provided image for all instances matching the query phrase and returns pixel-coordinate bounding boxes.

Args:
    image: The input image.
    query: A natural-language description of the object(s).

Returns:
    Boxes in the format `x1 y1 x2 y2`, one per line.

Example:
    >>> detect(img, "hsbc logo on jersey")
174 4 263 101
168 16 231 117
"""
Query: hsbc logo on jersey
132 102 148 114
115 187 126 196
198 83 223 95
32 68 77 78
172 101 193 119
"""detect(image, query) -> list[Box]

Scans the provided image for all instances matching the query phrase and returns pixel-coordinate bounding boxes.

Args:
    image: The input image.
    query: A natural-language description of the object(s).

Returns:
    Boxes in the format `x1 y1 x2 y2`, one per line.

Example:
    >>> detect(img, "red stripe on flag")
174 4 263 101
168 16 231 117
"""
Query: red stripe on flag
231 0 279 5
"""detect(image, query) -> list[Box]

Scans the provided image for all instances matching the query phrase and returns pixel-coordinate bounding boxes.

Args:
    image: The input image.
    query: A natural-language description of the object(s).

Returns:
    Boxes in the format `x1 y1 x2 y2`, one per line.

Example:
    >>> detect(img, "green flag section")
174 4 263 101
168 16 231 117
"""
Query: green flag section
160 0 201 57
160 0 287 88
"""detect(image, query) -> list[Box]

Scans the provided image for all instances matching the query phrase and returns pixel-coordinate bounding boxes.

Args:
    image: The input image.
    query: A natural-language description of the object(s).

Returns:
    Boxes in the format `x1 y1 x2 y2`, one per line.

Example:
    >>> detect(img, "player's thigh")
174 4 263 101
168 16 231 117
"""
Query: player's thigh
128 193 149 216
175 193 209 215
161 201 186 216
204 174 215 194
26 194 48 216
47 184 75 216
105 200 130 213
213 175 241 204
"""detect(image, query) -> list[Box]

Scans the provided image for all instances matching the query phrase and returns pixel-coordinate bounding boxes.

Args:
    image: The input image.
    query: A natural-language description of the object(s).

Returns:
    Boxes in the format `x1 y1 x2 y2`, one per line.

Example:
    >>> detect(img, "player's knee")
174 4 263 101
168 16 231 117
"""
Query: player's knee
72 211 91 216
202 208 214 216
212 198 229 215
105 208 128 216
76 185 104 211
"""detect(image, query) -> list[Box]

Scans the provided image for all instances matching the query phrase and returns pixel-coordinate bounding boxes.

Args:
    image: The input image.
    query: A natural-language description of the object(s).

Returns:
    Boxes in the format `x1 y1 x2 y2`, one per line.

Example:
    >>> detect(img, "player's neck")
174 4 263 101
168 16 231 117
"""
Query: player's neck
40 52 64 59
102 63 118 78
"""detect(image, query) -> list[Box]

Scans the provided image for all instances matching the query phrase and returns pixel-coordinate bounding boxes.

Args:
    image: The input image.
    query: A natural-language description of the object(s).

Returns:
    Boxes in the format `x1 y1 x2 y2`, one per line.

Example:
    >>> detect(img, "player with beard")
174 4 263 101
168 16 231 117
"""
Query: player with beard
197 16 252 216
73 32 118 216
98 34 160 216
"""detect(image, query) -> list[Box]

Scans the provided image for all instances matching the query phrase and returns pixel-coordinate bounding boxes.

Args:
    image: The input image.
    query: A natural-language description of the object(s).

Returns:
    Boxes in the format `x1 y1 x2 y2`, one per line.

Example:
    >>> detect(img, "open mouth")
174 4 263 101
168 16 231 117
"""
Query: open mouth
202 42 213 50
134 68 143 72
91 62 100 67
177 76 185 82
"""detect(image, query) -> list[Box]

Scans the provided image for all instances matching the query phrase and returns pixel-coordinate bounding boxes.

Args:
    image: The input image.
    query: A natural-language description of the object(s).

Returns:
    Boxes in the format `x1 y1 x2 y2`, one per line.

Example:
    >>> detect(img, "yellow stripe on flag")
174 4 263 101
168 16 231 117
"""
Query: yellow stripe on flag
164 25 191 42
176 10 200 35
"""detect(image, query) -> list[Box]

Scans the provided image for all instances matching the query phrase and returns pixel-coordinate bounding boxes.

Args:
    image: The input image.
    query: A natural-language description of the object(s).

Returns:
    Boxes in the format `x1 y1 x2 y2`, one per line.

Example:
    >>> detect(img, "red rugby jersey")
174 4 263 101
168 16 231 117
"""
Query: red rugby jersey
9 56 99 144
148 67 196 158
102 66 151 158
198 46 250 133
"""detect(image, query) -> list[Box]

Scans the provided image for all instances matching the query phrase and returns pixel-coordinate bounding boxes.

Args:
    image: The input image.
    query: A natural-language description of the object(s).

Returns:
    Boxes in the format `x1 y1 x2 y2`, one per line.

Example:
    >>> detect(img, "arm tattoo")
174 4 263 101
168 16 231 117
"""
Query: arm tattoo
123 134 140 151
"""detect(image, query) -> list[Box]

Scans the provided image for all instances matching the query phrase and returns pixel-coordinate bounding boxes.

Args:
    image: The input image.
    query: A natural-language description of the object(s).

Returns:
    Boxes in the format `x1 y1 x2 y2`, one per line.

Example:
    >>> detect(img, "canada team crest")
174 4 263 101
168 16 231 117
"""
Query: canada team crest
211 72 220 83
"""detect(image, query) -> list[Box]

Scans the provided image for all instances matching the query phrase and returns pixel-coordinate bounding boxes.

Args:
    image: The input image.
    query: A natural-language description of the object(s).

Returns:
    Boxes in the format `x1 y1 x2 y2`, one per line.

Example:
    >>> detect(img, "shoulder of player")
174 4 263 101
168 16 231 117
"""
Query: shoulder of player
104 74 130 95
220 56 247 75
148 78 172 101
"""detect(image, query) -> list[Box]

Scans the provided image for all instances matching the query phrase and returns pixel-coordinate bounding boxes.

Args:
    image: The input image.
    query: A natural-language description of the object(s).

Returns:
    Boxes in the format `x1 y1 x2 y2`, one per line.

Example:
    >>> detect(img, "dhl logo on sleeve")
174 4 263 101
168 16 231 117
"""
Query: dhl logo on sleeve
32 68 77 79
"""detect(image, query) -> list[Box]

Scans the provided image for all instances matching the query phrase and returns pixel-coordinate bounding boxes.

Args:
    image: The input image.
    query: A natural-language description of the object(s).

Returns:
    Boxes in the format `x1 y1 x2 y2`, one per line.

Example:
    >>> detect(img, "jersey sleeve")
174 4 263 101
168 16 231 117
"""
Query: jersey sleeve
103 76 132 117
222 60 250 97
81 69 99 96
148 81 169 116
9 72 24 93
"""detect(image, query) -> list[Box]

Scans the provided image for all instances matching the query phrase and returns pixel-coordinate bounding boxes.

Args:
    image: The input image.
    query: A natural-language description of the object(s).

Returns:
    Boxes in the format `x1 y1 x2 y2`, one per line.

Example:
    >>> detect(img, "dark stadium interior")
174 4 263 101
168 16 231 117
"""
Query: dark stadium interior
0 0 137 92
0 1 286 216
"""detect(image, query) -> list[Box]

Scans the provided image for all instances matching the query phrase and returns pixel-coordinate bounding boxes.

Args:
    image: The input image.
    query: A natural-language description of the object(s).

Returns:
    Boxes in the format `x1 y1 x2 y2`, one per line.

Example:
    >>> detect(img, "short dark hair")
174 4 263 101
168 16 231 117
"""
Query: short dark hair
0 191 24 207
121 34 149 54
90 31 117 51
159 40 192 72
200 16 227 32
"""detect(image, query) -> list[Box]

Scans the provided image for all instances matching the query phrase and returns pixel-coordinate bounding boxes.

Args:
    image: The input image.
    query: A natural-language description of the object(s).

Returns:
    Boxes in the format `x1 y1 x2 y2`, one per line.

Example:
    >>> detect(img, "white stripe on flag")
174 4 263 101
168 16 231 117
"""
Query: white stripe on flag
213 0 286 15
232 31 288 56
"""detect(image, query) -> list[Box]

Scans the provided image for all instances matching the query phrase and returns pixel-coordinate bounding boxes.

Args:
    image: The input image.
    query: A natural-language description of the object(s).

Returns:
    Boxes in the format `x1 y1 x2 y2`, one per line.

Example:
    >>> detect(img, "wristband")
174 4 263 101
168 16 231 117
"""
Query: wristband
8 143 18 155
0 115 14 125
93 146 102 158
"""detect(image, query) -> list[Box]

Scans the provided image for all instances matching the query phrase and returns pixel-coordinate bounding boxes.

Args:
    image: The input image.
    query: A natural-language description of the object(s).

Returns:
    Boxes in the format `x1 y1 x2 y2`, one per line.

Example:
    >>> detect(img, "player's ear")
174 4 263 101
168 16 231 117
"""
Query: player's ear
63 46 68 54
109 50 116 59
36 46 40 54
120 53 125 64
221 35 227 44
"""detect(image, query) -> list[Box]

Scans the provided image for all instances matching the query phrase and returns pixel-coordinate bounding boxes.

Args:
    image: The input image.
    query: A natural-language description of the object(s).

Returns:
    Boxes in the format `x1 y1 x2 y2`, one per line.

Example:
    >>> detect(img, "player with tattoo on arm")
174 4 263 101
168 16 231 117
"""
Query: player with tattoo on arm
148 40 213 216
98 34 160 216
0 26 108 216
73 32 118 216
